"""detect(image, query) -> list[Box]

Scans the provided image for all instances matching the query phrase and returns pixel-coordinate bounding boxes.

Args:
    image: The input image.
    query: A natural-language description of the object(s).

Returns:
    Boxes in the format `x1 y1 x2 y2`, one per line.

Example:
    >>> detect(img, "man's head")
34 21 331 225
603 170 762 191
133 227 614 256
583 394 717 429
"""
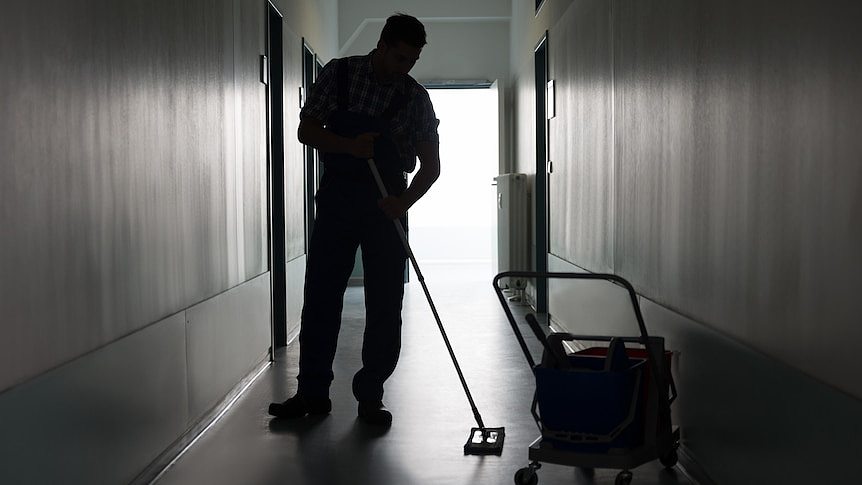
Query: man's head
379 13 426 49
375 14 426 78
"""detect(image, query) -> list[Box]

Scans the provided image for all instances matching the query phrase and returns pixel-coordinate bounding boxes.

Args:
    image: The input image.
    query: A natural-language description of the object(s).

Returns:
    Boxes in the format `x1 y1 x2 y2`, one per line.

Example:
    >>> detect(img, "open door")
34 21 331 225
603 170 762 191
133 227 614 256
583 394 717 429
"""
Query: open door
266 2 287 348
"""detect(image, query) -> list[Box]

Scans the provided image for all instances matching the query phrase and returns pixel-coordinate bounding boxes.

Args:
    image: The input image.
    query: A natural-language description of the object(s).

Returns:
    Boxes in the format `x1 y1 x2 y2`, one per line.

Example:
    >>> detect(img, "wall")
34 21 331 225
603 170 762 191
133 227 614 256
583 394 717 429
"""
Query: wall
509 0 862 482
0 275 271 485
613 0 862 397
0 0 267 394
510 0 576 269
277 0 339 261
281 0 339 63
338 0 510 84
339 0 511 46
276 0 339 337
0 0 336 482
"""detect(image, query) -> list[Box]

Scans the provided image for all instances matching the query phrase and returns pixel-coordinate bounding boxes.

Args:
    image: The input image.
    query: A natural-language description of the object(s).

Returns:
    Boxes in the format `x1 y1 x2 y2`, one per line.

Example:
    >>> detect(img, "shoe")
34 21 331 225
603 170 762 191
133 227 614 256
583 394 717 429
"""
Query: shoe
357 401 392 427
268 394 331 418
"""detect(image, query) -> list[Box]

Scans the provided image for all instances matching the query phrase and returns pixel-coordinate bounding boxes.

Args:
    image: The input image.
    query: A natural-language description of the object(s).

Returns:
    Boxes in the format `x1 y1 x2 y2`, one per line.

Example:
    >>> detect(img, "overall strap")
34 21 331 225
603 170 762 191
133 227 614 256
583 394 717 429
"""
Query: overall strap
336 59 349 110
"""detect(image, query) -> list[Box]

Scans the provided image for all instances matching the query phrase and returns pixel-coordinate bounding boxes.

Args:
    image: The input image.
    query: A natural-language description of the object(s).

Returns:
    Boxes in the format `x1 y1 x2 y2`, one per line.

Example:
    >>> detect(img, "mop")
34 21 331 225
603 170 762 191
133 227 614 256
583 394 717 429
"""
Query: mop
367 158 505 456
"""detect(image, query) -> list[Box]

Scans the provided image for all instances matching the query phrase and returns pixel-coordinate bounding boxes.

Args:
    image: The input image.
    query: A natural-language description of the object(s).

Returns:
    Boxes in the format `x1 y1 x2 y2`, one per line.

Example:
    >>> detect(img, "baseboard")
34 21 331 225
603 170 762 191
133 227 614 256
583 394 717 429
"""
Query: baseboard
132 356 271 485
0 274 273 485
286 322 301 346
677 446 717 485
135 326 303 485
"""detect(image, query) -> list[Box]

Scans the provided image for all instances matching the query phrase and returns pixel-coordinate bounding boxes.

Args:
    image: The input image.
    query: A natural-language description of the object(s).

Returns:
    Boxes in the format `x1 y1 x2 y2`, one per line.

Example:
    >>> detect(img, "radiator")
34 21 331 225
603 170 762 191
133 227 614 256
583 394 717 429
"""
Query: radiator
494 173 529 290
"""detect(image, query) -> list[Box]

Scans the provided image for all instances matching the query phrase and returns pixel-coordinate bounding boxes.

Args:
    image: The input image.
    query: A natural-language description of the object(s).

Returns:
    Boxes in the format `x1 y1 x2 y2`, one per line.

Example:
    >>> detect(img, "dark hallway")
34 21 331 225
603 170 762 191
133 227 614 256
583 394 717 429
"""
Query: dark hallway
2 1 861 484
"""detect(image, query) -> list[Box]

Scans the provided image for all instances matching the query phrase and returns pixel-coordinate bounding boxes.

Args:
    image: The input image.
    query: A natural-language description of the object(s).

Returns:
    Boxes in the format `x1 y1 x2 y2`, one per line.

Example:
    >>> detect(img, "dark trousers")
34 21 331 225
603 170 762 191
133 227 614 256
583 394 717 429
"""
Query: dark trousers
297 176 407 403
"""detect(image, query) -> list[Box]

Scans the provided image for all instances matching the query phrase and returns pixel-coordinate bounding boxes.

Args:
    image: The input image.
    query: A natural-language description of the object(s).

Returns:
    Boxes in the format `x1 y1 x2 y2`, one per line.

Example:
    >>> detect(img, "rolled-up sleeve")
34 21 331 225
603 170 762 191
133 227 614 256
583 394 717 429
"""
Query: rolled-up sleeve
411 88 439 145
300 59 338 123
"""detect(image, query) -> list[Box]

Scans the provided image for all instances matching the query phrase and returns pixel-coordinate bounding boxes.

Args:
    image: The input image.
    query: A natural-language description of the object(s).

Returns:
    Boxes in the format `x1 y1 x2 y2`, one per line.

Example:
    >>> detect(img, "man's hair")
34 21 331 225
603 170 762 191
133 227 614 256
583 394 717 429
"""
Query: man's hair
379 13 427 48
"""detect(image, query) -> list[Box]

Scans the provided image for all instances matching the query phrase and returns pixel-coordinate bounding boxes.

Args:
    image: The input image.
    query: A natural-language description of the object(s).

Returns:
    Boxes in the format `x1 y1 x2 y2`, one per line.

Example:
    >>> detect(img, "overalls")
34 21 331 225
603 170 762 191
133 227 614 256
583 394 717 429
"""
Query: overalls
297 61 409 404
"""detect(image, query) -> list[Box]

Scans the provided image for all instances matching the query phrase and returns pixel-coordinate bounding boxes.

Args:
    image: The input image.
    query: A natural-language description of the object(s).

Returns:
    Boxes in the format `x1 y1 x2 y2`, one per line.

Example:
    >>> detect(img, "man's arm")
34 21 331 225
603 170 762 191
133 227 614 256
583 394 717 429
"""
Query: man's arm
298 117 377 159
378 141 440 219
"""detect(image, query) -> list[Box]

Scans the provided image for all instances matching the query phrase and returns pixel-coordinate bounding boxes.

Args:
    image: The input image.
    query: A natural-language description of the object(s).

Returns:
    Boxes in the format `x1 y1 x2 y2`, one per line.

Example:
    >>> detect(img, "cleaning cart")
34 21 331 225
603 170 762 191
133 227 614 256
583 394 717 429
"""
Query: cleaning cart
493 272 680 485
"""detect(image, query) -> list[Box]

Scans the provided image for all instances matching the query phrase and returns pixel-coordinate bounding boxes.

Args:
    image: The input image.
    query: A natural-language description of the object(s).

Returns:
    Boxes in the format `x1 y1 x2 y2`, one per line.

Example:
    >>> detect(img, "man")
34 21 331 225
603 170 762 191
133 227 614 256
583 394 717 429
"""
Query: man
269 14 440 427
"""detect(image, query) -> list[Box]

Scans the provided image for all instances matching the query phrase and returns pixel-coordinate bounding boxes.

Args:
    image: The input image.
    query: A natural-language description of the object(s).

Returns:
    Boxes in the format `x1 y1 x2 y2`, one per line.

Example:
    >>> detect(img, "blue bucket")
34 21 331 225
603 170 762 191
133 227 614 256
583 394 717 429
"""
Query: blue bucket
533 352 645 452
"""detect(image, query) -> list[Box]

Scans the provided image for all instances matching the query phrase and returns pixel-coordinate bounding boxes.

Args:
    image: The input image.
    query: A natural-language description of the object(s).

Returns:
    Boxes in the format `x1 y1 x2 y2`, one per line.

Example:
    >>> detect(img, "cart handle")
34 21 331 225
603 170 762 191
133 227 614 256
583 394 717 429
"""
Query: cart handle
492 271 652 369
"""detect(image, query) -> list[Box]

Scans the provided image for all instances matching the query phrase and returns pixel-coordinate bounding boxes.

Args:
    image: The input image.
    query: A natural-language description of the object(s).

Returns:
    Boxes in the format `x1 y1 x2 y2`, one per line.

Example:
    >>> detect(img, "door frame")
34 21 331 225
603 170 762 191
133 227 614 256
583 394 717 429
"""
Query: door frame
265 1 287 350
301 39 318 254
534 32 550 314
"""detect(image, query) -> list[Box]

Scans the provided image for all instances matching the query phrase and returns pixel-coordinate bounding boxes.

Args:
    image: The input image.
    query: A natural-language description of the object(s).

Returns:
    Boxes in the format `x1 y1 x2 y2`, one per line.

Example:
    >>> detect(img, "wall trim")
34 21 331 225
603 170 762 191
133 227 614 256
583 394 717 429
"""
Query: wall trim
134 325 299 485
677 447 716 485
1 272 271 396
132 356 270 485
286 322 301 344
0 273 272 484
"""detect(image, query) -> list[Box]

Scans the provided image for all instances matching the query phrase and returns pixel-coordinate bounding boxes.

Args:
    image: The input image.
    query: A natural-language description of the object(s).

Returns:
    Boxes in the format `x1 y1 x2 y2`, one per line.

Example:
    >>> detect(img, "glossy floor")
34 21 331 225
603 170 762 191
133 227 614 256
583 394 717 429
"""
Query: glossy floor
155 263 693 485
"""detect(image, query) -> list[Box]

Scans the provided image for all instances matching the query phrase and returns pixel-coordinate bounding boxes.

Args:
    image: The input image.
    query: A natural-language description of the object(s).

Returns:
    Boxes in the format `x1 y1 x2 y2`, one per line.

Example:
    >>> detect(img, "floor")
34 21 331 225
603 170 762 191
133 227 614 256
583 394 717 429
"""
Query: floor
154 263 694 485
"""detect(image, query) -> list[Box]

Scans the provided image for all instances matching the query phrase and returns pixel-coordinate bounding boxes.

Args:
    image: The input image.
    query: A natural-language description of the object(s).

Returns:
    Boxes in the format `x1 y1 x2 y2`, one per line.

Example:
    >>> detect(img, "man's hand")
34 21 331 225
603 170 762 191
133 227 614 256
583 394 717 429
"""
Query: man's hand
378 196 408 220
349 132 379 159
394 141 440 213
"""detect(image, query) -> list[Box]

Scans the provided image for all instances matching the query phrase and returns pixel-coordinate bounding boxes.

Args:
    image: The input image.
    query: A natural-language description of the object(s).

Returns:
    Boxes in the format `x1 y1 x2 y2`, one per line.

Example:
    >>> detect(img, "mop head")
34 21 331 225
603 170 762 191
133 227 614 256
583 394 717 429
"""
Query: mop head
464 427 505 455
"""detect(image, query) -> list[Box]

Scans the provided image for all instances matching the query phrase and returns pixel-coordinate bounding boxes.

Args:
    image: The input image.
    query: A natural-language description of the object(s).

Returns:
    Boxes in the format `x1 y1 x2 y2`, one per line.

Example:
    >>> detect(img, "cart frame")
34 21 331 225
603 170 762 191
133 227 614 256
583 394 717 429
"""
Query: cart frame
493 271 680 485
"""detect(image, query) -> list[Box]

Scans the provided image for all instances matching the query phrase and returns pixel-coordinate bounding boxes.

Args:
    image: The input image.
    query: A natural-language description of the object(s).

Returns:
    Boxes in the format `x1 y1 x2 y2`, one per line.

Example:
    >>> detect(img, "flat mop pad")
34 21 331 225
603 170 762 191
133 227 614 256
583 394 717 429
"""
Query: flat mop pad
464 427 505 455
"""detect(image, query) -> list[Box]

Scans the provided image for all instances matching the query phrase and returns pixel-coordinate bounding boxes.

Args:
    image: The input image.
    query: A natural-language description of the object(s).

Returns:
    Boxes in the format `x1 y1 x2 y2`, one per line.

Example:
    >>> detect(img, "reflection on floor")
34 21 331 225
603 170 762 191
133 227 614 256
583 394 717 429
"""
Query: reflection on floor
155 263 693 485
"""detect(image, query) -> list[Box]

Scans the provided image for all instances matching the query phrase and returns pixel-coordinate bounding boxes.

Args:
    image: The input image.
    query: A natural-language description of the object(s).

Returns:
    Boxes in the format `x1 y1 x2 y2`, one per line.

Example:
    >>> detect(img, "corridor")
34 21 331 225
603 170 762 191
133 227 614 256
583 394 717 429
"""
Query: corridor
154 263 692 485
4 1 861 484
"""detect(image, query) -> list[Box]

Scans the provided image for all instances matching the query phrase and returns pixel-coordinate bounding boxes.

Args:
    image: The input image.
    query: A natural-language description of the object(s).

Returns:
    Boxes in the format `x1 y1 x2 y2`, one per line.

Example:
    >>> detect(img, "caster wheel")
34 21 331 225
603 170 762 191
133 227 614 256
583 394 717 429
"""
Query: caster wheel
660 449 679 468
514 467 539 485
615 470 633 485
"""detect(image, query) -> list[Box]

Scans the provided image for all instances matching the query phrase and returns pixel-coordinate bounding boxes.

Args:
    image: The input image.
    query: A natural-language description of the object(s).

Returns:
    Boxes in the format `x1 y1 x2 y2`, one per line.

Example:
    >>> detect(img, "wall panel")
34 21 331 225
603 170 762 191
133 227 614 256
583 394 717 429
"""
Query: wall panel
511 60 537 270
238 0 269 279
614 0 862 397
547 0 614 272
0 0 267 392
283 26 307 261
186 273 270 419
0 313 189 485
286 255 307 338
279 0 339 64
0 0 337 480
0 274 271 484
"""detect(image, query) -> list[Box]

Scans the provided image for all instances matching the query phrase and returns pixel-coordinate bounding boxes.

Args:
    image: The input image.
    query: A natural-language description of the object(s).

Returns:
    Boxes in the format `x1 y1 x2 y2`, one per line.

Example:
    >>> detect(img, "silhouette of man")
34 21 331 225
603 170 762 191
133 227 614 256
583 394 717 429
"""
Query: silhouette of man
269 13 440 427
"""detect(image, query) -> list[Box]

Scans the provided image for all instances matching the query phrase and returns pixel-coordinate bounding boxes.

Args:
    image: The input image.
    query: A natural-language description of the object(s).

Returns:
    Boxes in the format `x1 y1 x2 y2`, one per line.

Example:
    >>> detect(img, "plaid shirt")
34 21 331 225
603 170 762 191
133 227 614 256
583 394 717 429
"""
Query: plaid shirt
300 51 439 172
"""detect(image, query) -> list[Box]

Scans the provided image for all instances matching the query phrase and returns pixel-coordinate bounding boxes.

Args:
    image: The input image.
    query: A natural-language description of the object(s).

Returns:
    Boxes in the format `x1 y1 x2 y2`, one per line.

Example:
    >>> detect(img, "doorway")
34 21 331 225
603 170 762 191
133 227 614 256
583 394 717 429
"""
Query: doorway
266 2 287 348
408 85 499 279
534 33 549 313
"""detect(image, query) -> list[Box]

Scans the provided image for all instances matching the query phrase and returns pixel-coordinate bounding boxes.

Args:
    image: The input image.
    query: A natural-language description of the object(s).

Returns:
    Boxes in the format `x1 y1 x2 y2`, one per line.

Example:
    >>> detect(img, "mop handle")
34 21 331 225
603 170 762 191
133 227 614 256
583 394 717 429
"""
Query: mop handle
367 158 486 430
366 160 424 283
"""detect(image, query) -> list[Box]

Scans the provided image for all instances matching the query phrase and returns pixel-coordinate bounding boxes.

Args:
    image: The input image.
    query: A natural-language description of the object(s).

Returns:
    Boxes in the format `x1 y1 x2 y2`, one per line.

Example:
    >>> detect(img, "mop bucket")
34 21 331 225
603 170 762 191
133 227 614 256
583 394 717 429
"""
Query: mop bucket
533 340 646 453
494 271 681 485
